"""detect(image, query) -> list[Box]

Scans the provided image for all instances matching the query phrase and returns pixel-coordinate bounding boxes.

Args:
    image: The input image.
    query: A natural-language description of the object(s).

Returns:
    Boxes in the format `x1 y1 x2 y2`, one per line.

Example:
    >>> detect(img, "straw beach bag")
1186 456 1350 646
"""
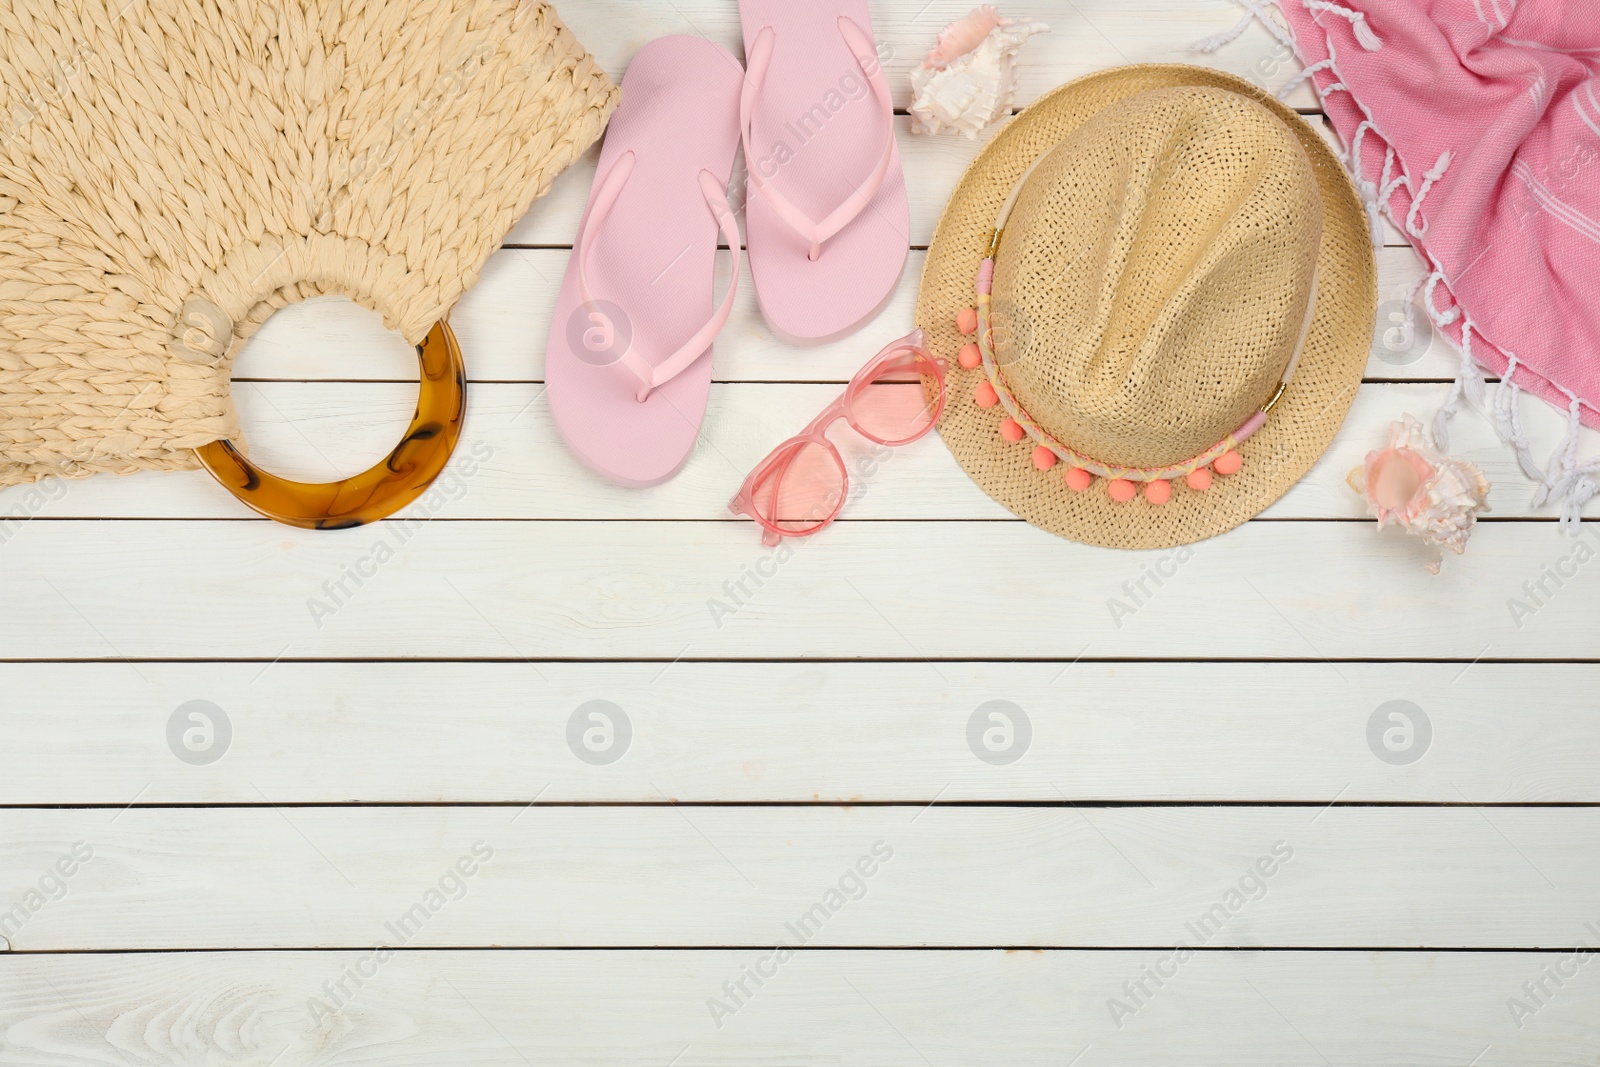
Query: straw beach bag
0 0 615 510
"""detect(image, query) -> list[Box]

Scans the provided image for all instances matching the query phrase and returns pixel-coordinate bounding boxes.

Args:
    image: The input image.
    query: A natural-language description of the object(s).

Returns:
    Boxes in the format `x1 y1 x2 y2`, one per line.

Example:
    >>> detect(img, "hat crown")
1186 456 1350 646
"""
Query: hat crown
991 86 1322 468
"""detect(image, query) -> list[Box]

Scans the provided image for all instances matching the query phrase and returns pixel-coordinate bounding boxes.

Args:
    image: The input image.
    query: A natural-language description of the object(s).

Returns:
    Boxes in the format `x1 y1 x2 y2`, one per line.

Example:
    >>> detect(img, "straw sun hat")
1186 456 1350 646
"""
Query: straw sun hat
918 65 1376 549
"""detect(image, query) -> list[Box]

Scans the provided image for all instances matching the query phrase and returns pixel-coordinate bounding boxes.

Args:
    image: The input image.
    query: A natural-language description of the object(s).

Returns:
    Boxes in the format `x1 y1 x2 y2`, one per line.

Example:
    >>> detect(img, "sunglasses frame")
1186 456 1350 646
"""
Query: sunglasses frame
730 329 948 545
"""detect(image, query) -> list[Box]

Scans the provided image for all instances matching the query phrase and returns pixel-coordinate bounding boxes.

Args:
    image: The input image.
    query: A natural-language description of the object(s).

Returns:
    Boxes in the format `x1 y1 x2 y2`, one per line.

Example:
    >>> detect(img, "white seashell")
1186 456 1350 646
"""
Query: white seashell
1346 414 1491 573
910 6 1049 138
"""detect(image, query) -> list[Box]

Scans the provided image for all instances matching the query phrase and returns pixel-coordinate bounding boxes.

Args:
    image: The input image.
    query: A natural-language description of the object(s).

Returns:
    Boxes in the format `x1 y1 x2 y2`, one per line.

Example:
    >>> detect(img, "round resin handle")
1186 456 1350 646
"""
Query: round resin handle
195 319 466 530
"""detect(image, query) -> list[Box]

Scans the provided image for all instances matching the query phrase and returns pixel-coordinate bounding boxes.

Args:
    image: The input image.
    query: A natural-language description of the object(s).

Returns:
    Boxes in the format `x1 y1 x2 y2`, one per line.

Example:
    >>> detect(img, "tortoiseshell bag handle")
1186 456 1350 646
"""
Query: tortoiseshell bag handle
195 320 466 530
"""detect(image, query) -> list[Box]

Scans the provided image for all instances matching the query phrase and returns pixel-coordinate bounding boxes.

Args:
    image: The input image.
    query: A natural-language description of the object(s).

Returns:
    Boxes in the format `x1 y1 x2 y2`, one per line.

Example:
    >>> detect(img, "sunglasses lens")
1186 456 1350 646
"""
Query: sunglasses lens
851 349 943 445
751 439 846 536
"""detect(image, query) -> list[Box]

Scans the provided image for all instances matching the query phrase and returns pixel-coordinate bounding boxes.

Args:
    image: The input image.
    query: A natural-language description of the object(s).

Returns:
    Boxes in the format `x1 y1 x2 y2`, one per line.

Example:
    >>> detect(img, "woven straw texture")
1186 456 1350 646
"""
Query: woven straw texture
0 0 617 489
995 88 1321 469
918 65 1375 550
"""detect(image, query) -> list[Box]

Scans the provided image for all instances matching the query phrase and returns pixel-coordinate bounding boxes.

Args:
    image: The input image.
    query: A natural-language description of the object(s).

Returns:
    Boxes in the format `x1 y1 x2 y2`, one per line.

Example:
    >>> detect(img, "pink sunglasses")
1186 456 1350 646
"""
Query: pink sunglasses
730 329 948 545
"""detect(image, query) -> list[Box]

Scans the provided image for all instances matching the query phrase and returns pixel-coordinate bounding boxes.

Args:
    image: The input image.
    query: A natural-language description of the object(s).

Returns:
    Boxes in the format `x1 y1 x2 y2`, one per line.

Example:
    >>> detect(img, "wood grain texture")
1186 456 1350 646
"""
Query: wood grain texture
3 3 1593 1063
227 245 1440 385
0 520 1592 660
547 0 1322 109
509 2 1332 248
4 949 1597 1066
4 661 1593 805
504 116 1401 249
1 806 1594 950
6 380 1589 520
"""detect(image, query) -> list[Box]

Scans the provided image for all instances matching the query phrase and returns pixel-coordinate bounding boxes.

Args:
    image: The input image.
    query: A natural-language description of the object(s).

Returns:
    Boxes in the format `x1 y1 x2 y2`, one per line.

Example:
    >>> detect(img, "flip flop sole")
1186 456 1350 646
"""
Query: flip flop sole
739 0 911 345
546 36 746 487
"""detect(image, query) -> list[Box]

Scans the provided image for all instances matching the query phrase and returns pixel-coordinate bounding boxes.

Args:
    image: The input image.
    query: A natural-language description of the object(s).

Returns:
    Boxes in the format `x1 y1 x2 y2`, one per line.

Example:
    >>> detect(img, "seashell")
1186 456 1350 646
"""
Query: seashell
910 6 1049 138
1347 414 1491 573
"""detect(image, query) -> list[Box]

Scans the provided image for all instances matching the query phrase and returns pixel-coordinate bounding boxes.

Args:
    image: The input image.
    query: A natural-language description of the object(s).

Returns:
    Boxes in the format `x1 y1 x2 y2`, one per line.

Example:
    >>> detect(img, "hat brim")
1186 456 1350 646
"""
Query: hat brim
917 64 1376 550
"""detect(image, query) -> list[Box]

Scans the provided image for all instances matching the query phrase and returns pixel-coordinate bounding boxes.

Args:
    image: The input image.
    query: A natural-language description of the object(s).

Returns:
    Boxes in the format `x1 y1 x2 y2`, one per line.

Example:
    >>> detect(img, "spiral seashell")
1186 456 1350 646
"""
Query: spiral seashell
1347 414 1491 572
910 6 1050 138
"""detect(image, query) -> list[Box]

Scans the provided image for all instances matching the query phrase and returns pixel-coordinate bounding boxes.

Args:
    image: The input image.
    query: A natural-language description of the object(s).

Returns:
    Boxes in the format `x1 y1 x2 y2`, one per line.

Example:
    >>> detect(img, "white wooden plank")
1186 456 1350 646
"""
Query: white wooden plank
4 949 1592 1067
505 115 1383 249
0 520 1592 659
499 2 1324 247
542 0 1322 112
233 245 1444 385
505 116 986 249
2 807 1595 949
9 380 1589 521
3 661 1596 805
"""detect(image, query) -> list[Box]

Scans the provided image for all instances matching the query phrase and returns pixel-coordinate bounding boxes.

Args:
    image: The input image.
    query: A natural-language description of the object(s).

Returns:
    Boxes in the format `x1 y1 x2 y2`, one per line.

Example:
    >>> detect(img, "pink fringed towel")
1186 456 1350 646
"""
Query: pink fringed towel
1211 1 1600 518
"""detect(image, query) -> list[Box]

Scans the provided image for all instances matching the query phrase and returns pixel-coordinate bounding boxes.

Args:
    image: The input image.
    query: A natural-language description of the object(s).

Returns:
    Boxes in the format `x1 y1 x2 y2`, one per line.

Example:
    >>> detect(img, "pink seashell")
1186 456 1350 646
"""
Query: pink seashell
1362 446 1434 521
910 7 1050 138
1347 414 1490 571
923 6 1005 70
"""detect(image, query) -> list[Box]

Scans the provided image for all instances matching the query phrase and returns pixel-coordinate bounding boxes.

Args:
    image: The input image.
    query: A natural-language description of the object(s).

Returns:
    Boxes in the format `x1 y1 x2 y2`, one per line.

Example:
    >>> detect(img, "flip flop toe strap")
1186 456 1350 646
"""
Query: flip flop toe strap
740 17 895 262
576 153 743 402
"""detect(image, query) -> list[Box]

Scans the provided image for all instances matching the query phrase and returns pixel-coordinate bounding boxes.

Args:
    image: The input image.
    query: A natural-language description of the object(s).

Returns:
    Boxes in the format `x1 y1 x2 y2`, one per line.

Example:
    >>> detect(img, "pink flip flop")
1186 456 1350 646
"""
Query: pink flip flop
739 0 910 345
546 36 745 487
